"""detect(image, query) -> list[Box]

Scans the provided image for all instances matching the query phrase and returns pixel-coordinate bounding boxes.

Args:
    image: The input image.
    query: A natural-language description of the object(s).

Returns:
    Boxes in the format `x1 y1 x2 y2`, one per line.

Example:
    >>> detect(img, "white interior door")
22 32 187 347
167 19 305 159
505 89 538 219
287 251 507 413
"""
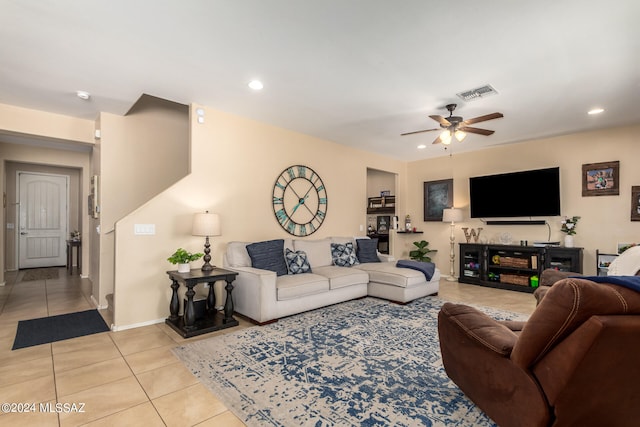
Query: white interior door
18 172 69 268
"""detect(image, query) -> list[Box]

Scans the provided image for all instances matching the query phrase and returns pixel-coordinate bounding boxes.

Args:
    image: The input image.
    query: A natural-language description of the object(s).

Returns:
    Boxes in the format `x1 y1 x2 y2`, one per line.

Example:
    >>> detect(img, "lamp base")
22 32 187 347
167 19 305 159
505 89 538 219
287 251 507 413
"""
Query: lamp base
201 262 215 272
445 276 457 282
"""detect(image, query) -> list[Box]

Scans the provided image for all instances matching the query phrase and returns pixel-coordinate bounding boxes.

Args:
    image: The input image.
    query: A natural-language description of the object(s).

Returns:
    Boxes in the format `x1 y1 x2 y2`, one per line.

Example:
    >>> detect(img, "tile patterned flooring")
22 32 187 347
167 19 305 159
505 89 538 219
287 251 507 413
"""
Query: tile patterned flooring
0 268 536 426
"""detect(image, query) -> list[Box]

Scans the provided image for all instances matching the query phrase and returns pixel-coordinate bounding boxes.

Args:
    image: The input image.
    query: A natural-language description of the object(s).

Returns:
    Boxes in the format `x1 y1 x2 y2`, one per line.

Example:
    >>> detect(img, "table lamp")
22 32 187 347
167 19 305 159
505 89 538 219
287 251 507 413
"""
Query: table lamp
442 208 463 281
192 211 221 271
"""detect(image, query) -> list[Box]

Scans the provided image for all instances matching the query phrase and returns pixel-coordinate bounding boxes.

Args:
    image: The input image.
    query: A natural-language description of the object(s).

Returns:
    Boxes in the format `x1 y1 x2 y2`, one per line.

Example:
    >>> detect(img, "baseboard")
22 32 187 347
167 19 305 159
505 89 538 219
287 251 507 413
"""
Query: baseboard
90 295 108 310
111 317 165 332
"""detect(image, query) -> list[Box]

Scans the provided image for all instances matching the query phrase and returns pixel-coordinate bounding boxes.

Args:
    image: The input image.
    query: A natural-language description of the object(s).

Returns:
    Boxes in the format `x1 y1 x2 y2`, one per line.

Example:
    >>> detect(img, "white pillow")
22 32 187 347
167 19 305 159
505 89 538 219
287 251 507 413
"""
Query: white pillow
608 245 640 276
225 242 251 267
293 238 332 267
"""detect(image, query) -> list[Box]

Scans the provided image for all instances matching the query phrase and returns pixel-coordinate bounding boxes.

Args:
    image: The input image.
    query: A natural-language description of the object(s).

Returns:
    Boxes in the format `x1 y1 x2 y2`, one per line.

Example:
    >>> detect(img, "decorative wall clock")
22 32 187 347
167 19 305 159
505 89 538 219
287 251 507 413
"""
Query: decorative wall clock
272 165 328 236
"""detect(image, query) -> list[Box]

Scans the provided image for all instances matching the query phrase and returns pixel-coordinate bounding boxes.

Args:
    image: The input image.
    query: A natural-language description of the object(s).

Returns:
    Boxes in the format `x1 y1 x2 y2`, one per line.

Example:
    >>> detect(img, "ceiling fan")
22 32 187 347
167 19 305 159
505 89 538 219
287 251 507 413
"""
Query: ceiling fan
401 104 503 145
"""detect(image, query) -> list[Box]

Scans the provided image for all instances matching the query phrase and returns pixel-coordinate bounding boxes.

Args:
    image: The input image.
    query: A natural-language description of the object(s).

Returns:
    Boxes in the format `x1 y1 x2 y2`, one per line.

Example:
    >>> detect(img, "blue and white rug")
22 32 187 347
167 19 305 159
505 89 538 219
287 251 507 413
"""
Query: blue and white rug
172 297 527 426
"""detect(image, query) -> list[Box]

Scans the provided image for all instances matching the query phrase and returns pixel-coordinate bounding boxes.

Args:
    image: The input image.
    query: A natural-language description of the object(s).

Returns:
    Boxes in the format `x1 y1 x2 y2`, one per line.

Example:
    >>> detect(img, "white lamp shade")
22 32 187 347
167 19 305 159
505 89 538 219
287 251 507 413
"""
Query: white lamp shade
192 212 221 236
442 208 463 223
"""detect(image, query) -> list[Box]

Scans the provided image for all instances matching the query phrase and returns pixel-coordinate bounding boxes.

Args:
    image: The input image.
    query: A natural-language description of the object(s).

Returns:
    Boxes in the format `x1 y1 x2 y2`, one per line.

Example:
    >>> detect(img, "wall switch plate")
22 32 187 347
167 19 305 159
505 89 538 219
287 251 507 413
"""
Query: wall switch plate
134 224 156 235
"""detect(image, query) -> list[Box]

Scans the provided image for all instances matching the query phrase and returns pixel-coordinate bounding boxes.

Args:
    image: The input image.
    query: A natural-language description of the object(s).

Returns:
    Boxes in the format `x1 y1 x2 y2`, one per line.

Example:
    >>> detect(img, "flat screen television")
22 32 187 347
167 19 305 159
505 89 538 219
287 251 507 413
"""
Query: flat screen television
469 167 561 218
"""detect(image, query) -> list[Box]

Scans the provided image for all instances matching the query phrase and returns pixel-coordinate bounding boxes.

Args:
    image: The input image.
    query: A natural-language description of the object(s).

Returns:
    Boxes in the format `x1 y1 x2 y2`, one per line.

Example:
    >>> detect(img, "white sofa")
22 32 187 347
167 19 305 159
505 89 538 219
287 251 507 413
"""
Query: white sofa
223 236 440 324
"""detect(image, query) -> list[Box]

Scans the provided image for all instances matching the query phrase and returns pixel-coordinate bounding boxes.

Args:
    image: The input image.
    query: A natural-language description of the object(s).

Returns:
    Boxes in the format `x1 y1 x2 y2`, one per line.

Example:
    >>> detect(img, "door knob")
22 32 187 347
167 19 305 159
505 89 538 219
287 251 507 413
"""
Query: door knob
20 231 28 235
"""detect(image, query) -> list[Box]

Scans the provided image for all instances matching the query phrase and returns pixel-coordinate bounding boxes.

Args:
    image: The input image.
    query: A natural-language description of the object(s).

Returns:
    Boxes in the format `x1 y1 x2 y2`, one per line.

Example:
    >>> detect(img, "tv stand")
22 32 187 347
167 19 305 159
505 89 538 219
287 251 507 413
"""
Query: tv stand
459 243 583 293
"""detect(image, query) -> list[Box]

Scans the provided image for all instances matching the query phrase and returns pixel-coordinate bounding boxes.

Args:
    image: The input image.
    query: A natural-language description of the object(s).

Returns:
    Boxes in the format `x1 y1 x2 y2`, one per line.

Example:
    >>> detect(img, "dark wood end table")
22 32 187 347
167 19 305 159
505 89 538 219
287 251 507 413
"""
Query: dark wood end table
165 267 239 338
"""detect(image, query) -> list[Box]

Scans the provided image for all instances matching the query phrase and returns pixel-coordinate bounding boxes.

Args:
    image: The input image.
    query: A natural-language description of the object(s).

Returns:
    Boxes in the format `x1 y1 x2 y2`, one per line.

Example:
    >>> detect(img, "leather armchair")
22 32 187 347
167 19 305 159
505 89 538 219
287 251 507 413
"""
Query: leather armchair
438 277 640 427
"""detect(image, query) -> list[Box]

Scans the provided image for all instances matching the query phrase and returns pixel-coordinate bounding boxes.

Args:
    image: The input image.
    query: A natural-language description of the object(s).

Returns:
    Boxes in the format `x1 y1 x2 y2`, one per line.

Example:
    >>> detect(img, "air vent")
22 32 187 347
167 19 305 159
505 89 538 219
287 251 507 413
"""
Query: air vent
457 85 498 101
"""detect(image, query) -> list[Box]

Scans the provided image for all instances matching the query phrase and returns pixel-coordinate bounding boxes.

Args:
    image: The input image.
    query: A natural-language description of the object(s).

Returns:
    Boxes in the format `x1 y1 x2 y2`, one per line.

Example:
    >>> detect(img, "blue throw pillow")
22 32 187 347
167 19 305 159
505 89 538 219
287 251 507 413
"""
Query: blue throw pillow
331 242 360 267
285 248 312 274
356 238 380 263
246 239 288 276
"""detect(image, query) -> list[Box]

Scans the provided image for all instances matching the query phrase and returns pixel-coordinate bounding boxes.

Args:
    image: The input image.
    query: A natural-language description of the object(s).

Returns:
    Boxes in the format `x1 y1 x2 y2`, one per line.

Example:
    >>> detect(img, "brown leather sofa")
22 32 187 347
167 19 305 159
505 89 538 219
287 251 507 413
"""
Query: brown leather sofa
438 274 640 426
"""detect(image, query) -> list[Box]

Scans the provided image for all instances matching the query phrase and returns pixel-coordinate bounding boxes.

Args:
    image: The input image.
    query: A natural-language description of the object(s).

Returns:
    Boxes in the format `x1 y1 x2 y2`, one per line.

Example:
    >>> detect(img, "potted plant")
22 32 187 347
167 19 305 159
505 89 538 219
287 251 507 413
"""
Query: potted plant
409 240 437 263
168 248 203 273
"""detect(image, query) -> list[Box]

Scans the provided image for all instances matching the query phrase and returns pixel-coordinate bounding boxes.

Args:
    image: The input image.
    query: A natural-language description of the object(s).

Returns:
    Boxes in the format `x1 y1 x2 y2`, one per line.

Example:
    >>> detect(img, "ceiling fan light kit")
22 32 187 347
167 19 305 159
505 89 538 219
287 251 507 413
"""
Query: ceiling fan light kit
402 103 503 145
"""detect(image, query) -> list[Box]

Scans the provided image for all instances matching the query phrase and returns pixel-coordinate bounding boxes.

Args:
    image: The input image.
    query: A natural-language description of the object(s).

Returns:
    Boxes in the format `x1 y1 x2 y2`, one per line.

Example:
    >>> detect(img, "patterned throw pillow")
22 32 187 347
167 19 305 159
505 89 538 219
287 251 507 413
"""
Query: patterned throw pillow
285 248 312 274
331 242 360 267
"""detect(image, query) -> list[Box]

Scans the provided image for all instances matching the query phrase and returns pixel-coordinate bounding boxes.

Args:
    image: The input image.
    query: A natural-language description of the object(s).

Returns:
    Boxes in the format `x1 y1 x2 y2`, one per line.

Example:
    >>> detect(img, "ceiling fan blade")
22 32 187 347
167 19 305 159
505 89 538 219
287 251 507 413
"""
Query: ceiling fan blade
429 115 451 126
462 112 503 125
432 135 443 145
400 128 439 136
458 126 495 136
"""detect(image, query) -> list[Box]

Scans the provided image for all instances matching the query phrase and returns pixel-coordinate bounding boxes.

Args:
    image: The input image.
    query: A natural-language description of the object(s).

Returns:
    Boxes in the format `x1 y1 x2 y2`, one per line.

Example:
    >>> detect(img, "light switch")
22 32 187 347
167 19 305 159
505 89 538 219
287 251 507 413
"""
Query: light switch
134 224 156 235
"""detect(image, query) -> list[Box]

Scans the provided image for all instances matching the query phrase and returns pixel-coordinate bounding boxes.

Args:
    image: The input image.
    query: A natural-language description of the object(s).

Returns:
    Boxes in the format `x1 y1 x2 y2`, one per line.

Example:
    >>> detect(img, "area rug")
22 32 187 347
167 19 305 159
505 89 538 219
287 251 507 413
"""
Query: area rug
172 297 528 426
12 309 110 350
21 267 59 281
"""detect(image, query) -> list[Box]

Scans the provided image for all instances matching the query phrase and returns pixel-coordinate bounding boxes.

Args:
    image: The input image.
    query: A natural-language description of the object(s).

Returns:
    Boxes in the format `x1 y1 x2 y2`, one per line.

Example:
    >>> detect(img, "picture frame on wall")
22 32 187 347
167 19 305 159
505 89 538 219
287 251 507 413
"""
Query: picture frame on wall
376 215 390 234
423 178 453 221
631 186 640 221
582 161 619 197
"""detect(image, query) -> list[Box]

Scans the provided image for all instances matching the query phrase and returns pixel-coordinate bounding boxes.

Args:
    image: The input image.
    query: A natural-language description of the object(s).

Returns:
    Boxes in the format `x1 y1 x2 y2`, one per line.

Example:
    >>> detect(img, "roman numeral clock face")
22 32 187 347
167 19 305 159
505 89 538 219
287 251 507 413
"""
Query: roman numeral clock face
272 165 327 236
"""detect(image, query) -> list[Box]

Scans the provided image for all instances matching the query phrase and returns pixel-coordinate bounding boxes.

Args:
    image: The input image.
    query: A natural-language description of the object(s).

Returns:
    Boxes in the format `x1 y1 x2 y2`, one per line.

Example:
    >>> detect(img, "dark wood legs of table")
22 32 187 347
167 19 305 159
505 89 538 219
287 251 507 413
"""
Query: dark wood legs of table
165 269 239 338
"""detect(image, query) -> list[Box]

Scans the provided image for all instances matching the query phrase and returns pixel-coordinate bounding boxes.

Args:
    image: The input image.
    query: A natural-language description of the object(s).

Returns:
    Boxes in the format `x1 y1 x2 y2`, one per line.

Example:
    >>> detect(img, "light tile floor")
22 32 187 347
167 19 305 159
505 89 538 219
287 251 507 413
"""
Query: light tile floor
0 267 536 426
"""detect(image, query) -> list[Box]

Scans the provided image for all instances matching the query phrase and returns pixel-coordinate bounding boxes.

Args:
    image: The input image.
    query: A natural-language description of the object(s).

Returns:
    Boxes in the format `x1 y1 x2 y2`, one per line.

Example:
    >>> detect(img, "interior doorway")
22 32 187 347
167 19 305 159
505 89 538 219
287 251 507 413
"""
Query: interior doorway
18 172 69 268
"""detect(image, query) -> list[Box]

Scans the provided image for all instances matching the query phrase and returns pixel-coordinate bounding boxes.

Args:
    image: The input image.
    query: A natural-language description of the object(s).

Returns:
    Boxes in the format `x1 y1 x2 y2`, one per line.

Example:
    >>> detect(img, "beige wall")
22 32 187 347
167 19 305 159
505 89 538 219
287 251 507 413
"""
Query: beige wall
407 124 640 276
95 96 190 310
0 103 94 145
112 105 406 328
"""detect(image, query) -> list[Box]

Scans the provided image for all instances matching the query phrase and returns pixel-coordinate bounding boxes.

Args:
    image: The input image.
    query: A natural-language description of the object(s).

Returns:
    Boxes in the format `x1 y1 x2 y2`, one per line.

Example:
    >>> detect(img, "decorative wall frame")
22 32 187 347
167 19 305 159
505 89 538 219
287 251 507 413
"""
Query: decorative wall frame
423 178 453 221
582 161 619 197
631 186 640 221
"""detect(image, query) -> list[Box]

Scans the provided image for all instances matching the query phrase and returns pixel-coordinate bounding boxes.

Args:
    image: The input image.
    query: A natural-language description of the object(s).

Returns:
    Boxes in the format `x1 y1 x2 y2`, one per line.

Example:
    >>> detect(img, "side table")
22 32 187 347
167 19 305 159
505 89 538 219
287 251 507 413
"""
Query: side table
66 240 81 275
166 268 239 338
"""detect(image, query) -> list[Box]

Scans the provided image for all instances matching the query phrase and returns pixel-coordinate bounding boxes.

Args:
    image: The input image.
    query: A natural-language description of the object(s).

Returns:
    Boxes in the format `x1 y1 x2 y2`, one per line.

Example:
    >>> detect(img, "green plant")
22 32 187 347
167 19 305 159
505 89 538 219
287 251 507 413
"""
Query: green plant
409 240 437 263
561 216 580 235
167 248 203 264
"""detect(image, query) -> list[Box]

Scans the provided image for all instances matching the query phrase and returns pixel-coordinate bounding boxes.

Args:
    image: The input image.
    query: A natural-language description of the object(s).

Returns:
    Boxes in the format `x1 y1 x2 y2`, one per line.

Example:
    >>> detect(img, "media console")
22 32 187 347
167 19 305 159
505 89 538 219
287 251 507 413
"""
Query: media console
459 243 583 293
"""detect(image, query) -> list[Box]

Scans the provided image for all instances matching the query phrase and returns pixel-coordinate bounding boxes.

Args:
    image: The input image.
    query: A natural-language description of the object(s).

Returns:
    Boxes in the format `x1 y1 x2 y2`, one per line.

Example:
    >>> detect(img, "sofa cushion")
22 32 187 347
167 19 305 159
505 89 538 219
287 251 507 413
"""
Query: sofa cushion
285 248 312 274
313 265 369 289
276 274 329 300
226 241 252 267
246 239 288 276
293 238 332 267
356 238 380 263
331 242 360 267
356 262 426 287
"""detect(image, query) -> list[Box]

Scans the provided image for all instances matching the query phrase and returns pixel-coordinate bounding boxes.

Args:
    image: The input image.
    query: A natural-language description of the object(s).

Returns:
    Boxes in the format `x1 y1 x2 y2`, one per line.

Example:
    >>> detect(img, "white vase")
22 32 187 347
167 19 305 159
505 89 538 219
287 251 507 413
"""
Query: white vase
564 235 574 248
177 263 190 273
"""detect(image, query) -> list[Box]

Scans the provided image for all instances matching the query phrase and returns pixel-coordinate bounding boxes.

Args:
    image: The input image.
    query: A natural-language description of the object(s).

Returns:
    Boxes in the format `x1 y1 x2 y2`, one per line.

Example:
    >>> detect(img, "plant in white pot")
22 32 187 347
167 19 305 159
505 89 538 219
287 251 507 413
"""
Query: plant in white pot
168 248 203 273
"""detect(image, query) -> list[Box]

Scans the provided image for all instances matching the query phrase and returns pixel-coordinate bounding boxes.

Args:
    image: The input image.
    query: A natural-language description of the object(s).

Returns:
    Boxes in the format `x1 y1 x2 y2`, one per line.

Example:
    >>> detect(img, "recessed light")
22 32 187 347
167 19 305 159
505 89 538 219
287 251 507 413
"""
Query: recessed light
417 144 426 149
588 108 604 115
76 90 91 100
248 80 264 90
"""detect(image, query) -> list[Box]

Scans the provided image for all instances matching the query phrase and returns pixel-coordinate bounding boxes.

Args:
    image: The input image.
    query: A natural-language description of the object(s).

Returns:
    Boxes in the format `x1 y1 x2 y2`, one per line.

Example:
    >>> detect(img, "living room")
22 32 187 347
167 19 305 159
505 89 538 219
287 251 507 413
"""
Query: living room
3 101 639 329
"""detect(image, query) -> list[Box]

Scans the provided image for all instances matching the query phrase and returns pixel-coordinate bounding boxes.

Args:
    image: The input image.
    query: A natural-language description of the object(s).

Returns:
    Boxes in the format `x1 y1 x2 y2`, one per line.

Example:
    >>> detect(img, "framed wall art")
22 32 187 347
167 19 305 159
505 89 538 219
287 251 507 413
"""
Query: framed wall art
423 178 453 221
582 161 619 196
631 186 640 221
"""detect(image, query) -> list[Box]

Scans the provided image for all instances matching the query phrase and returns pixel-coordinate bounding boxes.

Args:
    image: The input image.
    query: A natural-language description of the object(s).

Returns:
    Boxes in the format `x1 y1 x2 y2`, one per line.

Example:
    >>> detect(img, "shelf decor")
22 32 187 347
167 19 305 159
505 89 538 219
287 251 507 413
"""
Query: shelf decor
561 216 580 248
582 161 619 197
423 178 453 221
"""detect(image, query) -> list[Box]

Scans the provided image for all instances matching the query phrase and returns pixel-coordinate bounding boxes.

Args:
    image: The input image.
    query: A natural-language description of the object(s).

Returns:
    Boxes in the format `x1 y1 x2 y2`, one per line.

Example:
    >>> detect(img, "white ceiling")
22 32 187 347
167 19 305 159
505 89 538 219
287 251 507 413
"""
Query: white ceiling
1 1 639 161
